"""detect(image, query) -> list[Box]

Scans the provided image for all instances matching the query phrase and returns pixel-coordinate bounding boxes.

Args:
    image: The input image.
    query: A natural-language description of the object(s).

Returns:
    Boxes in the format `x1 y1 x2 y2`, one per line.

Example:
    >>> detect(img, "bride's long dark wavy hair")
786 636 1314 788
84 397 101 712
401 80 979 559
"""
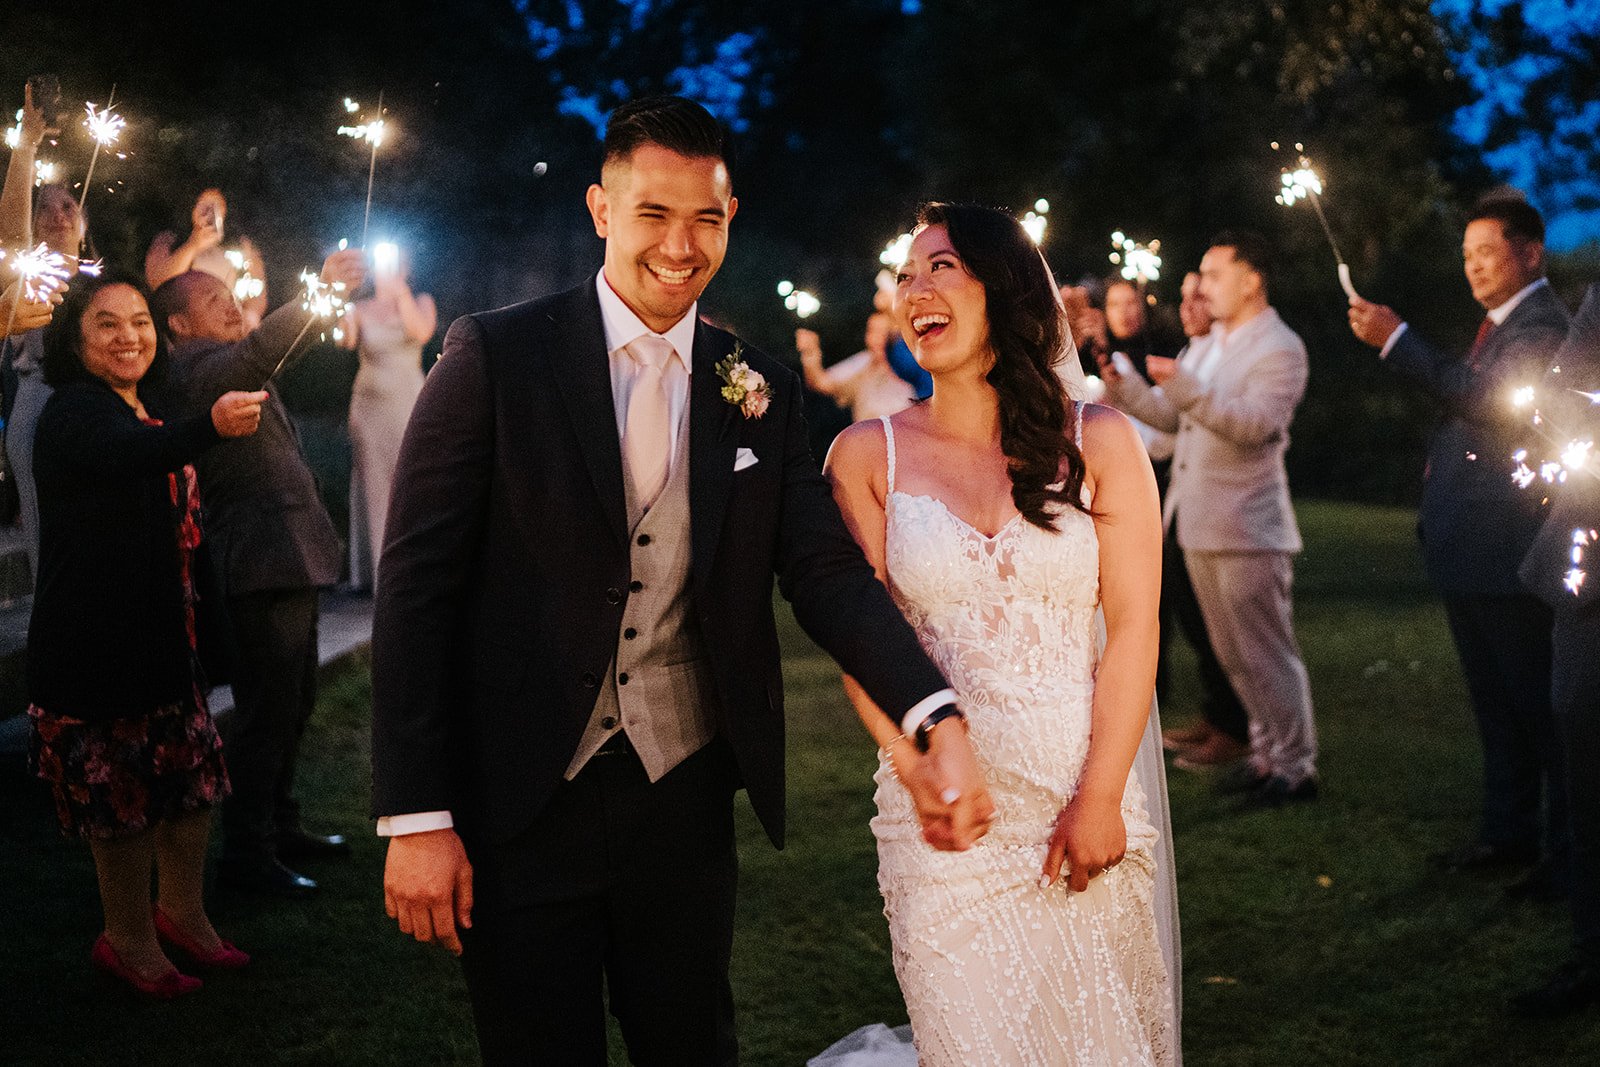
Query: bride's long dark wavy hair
918 202 1086 529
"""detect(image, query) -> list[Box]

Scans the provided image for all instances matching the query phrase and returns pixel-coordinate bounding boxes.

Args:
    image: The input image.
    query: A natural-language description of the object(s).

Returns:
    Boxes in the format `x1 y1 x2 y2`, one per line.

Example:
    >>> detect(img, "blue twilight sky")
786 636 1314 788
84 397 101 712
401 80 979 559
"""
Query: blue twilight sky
522 1 1598 251
1434 0 1600 250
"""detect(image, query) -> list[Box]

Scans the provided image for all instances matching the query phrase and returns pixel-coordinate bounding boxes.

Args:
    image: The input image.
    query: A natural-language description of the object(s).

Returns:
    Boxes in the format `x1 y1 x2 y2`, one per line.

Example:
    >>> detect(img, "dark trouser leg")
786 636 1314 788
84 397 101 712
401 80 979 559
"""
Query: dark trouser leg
460 740 739 1067
273 609 320 835
1164 531 1249 742
1553 608 1600 962
1442 594 1558 852
218 588 320 862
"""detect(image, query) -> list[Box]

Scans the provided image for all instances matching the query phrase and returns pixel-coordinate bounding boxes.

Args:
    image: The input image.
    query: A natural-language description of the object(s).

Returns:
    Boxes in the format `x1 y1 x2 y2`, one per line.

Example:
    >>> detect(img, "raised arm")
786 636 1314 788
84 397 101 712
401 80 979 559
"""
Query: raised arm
0 84 47 247
1042 404 1162 891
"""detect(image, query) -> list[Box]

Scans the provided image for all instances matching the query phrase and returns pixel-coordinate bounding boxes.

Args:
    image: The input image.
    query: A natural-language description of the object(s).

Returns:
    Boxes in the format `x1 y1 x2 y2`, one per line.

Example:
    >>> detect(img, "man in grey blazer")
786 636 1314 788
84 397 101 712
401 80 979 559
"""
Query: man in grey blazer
1350 198 1571 887
151 247 366 896
1102 231 1318 806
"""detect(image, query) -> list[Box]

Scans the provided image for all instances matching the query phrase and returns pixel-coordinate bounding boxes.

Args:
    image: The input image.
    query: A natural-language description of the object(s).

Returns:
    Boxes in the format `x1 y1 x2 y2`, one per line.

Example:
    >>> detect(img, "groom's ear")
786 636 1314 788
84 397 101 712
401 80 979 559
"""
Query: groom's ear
586 183 610 239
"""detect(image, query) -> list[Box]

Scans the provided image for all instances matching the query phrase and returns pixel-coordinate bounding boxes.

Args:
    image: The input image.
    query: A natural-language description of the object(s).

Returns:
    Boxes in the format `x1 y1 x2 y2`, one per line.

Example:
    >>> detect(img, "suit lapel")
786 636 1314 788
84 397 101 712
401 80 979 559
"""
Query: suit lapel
689 320 739 590
547 285 629 551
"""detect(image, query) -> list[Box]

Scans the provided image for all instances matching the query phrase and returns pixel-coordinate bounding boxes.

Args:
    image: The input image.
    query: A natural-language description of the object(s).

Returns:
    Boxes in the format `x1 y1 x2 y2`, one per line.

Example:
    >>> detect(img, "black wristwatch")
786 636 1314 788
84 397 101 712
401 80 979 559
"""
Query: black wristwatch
913 705 966 753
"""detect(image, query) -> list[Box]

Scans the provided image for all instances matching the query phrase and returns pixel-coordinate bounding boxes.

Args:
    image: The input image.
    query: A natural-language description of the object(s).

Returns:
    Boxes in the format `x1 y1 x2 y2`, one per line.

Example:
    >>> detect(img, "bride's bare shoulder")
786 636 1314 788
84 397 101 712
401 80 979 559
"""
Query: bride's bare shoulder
823 418 890 484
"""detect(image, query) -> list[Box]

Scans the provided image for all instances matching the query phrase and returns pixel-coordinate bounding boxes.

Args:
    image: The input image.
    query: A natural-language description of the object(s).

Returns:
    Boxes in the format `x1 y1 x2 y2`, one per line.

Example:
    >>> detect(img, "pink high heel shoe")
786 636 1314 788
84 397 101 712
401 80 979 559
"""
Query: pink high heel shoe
154 908 251 969
91 934 203 999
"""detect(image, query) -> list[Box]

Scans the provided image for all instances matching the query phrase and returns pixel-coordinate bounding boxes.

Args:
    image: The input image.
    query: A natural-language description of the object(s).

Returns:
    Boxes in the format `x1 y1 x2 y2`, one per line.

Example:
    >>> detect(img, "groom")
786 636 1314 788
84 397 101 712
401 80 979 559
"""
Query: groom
371 95 992 1064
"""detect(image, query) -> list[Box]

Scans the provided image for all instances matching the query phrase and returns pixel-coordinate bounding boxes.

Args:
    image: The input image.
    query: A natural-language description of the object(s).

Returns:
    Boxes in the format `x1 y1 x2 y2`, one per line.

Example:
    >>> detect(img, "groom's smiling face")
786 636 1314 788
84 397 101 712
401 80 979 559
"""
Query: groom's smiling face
587 143 737 334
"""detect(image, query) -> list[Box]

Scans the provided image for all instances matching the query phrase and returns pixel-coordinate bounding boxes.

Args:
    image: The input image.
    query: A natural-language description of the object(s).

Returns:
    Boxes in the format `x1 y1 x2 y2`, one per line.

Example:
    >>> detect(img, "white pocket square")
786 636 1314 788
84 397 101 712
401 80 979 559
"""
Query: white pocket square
734 447 759 472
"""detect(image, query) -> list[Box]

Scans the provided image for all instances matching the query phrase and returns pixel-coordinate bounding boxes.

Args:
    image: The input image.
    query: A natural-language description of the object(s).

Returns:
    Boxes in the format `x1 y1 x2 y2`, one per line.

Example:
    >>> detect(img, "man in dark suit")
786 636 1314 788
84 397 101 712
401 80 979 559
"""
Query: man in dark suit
1515 284 1600 1015
151 248 366 896
371 96 992 1065
1349 197 1571 884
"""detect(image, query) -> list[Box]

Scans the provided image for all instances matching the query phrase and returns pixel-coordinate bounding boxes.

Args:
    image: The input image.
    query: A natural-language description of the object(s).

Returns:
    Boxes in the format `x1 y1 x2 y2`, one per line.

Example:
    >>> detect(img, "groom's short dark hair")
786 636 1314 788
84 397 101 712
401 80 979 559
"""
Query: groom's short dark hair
603 96 734 181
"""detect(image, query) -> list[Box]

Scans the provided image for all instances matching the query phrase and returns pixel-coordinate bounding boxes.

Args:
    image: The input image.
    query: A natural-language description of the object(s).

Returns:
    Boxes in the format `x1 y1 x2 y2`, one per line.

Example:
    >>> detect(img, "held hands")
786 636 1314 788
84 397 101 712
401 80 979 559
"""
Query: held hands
210 390 268 437
892 717 996 851
321 248 367 294
1144 355 1177 386
1042 790 1127 893
1347 297 1403 349
384 827 474 956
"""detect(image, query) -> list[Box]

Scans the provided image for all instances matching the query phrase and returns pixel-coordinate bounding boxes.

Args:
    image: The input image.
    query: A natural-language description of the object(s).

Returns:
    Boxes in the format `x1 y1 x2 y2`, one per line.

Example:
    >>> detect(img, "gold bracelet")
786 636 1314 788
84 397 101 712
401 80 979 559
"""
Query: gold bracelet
878 733 911 781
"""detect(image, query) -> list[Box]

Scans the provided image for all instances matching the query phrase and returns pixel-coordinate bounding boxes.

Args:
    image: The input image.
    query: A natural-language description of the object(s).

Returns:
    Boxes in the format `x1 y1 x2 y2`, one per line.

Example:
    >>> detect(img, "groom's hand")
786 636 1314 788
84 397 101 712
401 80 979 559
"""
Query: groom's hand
922 720 995 851
384 828 474 955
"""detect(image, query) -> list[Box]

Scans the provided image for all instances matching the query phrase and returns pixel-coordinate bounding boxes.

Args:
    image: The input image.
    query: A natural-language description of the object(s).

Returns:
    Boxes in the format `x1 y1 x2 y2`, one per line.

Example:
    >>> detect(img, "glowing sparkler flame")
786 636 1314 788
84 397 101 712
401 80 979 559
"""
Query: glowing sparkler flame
777 280 819 319
1109 231 1163 284
1561 439 1593 474
4 110 20 149
1567 529 1591 596
337 119 386 147
83 102 126 147
34 160 58 185
1512 385 1536 409
880 233 913 269
6 243 73 301
299 269 349 321
1020 199 1050 245
225 249 264 301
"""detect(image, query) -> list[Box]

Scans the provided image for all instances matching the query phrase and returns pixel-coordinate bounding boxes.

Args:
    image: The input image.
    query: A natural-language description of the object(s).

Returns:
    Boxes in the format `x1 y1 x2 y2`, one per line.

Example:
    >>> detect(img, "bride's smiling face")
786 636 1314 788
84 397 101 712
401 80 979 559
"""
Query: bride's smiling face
894 224 992 377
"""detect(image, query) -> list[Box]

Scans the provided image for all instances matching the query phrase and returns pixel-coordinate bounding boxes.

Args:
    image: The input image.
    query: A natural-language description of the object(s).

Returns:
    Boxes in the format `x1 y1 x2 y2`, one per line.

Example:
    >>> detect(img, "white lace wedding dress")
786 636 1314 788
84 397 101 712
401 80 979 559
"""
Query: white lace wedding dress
814 407 1179 1067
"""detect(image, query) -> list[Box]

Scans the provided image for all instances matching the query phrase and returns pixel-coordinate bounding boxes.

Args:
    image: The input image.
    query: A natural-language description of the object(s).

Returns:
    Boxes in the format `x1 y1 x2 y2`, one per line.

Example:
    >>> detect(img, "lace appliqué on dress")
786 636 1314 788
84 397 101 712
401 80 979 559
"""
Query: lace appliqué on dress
871 413 1176 1066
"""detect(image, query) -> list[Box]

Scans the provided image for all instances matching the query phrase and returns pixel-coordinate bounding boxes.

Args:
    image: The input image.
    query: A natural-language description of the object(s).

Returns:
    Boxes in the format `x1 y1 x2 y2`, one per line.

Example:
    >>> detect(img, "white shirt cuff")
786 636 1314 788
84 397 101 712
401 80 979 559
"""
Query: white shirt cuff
1378 322 1408 360
900 688 960 738
376 811 454 837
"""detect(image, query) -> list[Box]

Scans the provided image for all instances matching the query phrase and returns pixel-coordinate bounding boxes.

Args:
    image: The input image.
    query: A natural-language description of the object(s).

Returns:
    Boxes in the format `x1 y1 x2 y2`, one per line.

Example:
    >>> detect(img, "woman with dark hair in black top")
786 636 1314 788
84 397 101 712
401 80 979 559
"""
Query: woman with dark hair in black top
28 273 267 999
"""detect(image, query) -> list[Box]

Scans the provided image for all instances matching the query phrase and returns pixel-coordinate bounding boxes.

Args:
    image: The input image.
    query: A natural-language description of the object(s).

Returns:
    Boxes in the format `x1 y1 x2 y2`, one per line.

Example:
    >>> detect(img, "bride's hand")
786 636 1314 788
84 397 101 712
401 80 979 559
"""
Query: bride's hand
887 722 996 851
1042 791 1126 892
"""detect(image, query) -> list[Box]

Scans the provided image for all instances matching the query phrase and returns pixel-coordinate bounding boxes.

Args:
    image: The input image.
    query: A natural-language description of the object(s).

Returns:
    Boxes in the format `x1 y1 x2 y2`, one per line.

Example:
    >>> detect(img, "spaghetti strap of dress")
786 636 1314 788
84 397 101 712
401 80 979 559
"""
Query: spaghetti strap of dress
879 415 897 495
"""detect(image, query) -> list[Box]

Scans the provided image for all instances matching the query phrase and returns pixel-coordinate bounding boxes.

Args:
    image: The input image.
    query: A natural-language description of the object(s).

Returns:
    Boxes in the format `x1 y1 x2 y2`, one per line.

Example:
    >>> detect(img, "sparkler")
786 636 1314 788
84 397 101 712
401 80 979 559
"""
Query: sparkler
5 110 19 149
79 91 125 211
263 269 352 386
880 233 913 270
1567 528 1593 596
1273 142 1360 301
1021 199 1050 245
1109 231 1163 286
224 249 264 302
338 93 387 248
777 280 820 319
34 159 58 185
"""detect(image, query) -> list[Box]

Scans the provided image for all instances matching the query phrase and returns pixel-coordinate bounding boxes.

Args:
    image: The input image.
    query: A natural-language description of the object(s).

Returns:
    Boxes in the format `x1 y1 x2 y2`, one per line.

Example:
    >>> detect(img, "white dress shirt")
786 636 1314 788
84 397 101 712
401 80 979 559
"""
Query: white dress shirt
379 273 955 835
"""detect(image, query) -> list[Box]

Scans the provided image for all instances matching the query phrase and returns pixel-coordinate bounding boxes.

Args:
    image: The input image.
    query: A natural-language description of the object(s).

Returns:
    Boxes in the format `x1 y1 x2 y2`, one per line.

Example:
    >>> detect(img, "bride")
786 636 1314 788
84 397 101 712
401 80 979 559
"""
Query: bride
821 203 1180 1065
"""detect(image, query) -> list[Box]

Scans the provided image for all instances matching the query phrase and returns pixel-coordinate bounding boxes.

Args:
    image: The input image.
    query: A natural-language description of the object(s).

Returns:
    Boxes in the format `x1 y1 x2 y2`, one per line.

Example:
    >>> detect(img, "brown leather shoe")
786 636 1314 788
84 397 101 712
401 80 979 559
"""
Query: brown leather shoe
1172 733 1250 771
1162 721 1214 752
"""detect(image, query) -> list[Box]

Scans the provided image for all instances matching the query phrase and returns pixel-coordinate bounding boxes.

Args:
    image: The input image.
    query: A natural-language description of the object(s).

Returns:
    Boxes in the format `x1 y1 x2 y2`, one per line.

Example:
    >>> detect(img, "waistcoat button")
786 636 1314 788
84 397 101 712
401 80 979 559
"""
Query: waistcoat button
605 587 622 604
618 673 630 685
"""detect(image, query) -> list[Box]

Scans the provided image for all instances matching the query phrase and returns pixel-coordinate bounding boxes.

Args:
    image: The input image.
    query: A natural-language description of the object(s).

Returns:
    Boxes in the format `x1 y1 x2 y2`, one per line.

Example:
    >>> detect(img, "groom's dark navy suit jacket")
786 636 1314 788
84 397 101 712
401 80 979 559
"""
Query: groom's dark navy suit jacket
370 280 945 847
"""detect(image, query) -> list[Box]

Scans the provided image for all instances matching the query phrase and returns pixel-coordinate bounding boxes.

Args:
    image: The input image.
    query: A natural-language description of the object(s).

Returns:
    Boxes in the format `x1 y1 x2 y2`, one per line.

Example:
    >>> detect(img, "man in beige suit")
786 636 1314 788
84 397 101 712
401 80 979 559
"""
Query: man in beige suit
1100 230 1318 806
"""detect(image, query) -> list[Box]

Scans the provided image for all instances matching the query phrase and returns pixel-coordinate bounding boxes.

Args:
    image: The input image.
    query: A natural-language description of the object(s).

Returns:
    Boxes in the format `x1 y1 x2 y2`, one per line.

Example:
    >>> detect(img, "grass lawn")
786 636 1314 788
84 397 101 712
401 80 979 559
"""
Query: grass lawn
3 499 1596 1064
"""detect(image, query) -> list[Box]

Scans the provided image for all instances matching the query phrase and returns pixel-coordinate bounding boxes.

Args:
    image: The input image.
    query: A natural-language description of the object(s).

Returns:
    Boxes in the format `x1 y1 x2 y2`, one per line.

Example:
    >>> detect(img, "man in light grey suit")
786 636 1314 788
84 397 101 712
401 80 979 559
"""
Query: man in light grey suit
1100 231 1318 806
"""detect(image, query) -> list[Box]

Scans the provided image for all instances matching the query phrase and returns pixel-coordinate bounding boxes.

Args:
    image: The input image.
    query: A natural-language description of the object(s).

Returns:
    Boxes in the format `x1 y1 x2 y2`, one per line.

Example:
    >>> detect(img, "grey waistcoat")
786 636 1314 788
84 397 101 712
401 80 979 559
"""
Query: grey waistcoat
565 407 717 780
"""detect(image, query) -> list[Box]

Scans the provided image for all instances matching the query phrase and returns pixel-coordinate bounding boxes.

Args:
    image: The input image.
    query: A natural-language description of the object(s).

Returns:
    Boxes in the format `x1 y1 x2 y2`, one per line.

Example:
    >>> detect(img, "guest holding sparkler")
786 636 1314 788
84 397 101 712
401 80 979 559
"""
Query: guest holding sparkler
149 247 365 898
336 242 435 592
145 188 269 330
796 312 915 423
1516 284 1600 1015
1103 232 1318 807
29 273 267 998
1349 197 1571 891
4 179 93 582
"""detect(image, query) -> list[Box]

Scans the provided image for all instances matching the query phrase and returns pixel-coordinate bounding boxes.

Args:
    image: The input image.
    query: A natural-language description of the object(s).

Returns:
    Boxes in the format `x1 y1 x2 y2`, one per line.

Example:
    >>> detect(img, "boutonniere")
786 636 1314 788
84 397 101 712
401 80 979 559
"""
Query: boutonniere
715 343 772 418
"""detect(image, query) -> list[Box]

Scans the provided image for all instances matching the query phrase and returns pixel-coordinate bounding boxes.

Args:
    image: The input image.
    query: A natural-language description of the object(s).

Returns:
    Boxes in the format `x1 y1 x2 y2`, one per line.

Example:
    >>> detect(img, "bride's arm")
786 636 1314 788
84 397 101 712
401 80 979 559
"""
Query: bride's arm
1044 403 1163 891
824 420 963 849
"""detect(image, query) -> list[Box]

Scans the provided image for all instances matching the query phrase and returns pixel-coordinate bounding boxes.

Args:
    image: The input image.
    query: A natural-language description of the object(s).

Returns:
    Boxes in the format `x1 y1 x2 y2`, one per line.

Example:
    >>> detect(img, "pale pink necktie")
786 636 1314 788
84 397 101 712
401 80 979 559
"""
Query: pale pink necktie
623 336 674 510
